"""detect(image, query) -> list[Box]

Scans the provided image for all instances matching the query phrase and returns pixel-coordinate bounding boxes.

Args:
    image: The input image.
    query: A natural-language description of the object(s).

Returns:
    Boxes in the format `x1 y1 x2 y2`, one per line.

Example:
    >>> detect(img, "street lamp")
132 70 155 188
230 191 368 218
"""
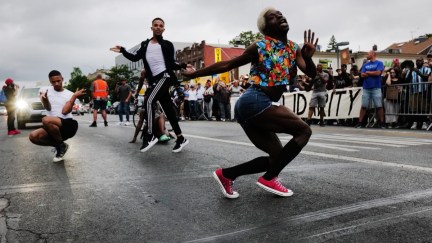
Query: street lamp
335 41 350 69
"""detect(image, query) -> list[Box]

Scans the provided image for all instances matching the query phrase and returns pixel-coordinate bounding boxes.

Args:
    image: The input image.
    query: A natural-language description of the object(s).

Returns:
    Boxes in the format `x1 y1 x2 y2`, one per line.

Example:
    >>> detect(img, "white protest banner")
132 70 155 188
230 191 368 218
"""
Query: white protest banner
281 87 363 119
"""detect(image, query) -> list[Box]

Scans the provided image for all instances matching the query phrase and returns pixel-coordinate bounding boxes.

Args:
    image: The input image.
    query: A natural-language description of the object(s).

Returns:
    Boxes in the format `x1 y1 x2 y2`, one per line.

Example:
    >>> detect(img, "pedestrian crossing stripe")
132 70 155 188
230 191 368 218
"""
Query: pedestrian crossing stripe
278 134 432 152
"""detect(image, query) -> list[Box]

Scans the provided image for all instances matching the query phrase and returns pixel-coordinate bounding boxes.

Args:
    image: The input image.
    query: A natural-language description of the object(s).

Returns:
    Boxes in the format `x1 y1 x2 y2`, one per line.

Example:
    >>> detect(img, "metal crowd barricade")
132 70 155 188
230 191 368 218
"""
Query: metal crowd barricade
383 82 432 116
363 82 432 129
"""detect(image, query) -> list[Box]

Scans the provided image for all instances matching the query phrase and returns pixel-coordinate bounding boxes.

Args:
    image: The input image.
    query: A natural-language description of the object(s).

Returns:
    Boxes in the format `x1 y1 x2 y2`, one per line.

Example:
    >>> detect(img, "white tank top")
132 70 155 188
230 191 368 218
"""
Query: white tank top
146 42 166 76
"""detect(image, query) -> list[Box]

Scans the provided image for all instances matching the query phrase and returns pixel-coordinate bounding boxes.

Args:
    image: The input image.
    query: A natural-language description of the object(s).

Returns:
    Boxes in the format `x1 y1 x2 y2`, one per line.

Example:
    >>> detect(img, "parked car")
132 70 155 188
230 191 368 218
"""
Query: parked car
110 101 120 114
83 103 91 113
0 105 6 116
15 87 47 129
72 99 86 115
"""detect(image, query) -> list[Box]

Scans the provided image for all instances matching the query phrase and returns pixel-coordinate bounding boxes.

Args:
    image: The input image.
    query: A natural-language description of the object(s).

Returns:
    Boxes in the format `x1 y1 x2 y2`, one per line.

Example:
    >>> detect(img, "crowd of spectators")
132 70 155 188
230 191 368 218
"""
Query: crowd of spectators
291 54 432 130
170 75 249 122
167 53 432 131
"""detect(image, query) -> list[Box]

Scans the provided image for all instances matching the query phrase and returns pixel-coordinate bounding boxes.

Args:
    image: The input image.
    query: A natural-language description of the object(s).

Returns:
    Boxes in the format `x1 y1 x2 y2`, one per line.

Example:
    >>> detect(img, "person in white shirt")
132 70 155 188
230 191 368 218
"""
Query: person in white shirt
29 70 86 162
203 80 214 120
187 84 198 120
110 17 189 153
196 82 205 119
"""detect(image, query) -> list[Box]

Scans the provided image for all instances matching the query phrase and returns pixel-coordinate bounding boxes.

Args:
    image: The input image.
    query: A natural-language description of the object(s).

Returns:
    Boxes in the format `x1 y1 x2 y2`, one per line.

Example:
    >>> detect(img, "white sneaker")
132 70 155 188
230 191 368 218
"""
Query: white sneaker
117 122 124 126
124 121 130 126
140 135 158 152
172 137 189 153
410 122 417 129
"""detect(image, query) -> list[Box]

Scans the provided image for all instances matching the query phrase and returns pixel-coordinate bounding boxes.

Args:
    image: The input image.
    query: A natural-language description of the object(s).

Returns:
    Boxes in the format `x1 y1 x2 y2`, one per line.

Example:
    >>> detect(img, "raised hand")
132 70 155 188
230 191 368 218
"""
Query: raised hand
301 29 319 59
109 45 122 53
74 88 86 97
182 64 196 78
41 89 48 100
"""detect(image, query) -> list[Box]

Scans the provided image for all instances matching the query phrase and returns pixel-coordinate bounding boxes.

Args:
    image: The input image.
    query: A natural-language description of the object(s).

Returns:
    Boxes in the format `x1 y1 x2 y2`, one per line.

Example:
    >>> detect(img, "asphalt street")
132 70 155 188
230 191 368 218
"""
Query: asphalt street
1 113 432 243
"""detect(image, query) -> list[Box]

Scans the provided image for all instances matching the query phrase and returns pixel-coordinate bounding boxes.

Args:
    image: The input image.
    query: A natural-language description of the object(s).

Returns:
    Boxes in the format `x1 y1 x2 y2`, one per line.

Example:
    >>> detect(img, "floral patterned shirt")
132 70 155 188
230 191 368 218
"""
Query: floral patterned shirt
250 36 298 86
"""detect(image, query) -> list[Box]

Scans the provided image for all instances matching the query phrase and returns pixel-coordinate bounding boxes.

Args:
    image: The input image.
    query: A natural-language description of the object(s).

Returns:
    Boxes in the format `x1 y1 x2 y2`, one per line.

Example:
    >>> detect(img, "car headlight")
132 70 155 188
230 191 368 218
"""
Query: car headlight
16 100 29 110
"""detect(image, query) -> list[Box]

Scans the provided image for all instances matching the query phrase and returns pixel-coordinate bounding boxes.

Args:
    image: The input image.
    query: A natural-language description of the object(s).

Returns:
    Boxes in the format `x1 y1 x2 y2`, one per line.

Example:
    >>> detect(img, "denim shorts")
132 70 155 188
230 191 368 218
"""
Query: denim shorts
234 86 272 127
309 91 328 107
362 88 383 108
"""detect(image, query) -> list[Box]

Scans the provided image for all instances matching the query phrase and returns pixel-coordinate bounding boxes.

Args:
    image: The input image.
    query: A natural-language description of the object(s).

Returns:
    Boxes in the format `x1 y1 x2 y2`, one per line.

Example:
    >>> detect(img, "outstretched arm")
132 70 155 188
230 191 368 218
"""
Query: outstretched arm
110 45 142 62
296 30 319 79
62 89 86 115
182 44 258 79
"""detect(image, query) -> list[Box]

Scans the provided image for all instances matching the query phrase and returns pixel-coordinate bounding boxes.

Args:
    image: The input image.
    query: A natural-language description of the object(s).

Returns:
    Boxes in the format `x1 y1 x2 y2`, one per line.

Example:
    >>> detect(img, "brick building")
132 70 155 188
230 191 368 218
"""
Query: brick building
175 40 248 84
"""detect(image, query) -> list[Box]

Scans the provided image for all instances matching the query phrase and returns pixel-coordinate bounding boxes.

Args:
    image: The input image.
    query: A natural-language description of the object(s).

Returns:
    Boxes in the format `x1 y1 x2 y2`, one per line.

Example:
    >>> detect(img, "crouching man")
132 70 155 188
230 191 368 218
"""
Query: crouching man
29 70 86 162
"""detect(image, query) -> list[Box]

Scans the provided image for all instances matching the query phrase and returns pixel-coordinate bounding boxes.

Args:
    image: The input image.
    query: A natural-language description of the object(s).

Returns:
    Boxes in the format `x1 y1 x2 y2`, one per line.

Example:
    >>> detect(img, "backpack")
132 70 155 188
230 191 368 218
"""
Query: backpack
0 89 7 103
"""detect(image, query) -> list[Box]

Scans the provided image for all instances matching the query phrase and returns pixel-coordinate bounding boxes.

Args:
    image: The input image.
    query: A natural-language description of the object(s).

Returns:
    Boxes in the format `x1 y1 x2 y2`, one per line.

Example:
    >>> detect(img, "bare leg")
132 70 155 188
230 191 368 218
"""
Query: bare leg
223 105 312 180
376 107 384 123
101 110 107 122
307 107 314 120
358 107 367 123
92 109 98 122
29 116 63 146
129 110 145 143
155 116 165 138
319 107 325 122
41 116 63 144
29 128 56 146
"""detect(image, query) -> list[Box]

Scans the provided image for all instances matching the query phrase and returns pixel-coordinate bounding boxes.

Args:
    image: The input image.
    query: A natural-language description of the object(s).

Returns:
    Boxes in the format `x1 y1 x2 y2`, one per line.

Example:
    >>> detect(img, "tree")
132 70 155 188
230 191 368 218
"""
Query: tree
66 67 91 102
104 65 138 101
229 31 263 47
326 35 338 52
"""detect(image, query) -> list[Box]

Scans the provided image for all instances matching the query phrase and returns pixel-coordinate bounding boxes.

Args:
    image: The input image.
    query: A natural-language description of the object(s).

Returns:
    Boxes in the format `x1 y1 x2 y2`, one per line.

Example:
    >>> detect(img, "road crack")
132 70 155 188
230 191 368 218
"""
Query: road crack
1 196 71 242
0 197 11 243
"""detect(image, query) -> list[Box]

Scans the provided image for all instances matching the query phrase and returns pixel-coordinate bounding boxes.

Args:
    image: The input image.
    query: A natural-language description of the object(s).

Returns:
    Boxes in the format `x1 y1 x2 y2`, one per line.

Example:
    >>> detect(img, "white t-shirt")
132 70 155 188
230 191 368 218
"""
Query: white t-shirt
196 86 205 99
41 86 74 119
230 86 243 97
187 89 198 101
146 42 166 76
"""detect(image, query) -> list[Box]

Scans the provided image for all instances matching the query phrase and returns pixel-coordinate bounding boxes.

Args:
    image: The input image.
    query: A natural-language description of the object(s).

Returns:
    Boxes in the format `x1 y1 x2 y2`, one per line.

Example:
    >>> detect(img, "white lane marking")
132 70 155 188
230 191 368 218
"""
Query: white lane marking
302 206 432 241
185 188 432 242
333 133 432 143
303 151 432 173
280 134 424 148
305 141 379 151
325 133 432 145
309 137 405 147
313 135 421 146
185 134 255 147
300 142 359 152
184 134 432 173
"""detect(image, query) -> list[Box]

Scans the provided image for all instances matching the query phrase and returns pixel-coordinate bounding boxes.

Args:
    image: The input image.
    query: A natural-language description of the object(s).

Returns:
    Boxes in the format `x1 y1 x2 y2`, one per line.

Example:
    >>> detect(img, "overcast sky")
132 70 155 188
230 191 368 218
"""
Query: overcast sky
1 0 431 83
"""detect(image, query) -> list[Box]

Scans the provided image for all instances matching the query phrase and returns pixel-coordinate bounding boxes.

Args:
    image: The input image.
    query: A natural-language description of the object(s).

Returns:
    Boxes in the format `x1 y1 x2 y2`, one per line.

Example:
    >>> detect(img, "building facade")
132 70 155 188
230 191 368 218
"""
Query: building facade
114 38 429 82
175 40 248 84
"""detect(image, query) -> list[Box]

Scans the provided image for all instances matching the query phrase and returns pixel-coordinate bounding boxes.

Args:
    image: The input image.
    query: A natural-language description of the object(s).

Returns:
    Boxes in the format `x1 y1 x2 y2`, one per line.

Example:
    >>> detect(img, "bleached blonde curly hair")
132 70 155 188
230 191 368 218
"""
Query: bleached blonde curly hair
257 7 275 35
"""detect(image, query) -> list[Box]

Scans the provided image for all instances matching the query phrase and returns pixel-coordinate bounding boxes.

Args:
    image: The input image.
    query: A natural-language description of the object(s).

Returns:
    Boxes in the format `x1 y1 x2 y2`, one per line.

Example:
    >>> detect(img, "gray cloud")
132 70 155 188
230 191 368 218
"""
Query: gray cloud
1 0 430 82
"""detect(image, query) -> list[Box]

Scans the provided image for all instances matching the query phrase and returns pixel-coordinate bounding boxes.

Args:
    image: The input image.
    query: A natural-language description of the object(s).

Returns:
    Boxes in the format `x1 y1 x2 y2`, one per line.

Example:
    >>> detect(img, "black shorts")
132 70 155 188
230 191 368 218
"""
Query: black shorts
93 99 107 110
60 118 78 140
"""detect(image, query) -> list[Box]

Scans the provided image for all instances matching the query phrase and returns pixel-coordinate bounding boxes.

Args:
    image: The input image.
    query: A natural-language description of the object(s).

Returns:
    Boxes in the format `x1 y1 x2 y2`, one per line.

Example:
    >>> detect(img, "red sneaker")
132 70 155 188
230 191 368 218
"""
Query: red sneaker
257 176 293 197
212 168 239 199
12 130 21 135
7 131 14 136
